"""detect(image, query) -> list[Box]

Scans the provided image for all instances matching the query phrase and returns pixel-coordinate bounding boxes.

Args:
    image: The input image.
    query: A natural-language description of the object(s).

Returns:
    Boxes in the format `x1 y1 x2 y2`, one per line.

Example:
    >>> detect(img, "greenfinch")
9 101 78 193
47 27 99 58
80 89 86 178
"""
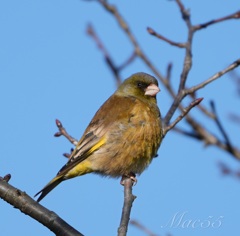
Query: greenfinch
35 72 163 202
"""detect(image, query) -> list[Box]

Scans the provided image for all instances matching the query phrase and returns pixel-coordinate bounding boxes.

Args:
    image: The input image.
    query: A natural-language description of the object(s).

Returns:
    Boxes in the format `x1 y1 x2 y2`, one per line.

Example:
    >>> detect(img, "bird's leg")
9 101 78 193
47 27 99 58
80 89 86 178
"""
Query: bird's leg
120 172 137 186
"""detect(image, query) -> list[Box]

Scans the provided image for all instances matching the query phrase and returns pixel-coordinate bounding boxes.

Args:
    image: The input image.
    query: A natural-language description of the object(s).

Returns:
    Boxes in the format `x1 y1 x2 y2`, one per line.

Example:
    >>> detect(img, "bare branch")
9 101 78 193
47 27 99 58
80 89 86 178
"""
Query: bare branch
118 51 137 72
163 98 203 136
173 126 202 140
193 10 240 31
97 0 166 83
187 59 240 94
87 24 122 86
0 178 84 236
210 101 235 155
97 0 140 55
175 1 193 93
176 0 189 21
196 103 215 119
166 63 173 82
164 58 240 126
185 115 240 159
130 220 158 236
54 119 78 146
147 27 186 48
118 178 136 236
161 0 194 127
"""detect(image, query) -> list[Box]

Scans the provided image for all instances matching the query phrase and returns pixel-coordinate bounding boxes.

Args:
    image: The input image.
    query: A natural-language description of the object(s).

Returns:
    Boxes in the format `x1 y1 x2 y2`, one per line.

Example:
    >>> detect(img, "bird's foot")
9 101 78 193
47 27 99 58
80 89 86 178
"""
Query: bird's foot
120 172 137 186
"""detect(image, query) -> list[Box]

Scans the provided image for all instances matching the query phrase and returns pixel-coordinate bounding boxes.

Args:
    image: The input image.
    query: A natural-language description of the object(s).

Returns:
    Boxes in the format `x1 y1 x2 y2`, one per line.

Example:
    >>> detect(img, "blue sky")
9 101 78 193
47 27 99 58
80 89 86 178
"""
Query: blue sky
1 1 240 235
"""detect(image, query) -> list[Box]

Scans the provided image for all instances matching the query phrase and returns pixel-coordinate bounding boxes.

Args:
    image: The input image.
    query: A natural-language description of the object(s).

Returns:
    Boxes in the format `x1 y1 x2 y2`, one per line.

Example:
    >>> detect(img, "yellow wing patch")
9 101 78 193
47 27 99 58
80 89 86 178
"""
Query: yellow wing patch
62 135 107 179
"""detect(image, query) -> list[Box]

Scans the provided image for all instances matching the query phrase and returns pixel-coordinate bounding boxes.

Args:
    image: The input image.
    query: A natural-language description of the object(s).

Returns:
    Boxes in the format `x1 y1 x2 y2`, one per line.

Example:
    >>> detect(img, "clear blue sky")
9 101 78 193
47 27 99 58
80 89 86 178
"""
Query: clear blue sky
1 1 240 235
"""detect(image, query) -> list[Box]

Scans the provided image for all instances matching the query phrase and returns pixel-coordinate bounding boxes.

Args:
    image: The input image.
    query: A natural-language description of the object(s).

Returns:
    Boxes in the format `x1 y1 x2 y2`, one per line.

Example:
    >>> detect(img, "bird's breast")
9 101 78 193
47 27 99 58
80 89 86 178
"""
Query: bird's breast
89 99 162 177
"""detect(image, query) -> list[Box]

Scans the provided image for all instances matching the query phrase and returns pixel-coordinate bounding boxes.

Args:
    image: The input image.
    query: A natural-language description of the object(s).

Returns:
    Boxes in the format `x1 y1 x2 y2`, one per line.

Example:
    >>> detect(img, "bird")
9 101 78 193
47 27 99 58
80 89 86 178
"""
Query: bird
35 72 163 202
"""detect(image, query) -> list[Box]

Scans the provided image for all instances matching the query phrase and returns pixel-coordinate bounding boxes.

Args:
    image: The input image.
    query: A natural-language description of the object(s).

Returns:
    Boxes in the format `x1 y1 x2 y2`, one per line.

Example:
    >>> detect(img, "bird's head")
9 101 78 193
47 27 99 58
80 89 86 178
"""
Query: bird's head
115 72 160 101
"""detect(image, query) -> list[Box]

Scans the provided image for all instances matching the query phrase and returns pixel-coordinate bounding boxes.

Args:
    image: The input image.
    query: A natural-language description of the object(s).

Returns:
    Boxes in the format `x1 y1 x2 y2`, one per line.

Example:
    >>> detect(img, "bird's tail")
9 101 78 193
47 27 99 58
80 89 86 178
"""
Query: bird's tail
34 175 63 202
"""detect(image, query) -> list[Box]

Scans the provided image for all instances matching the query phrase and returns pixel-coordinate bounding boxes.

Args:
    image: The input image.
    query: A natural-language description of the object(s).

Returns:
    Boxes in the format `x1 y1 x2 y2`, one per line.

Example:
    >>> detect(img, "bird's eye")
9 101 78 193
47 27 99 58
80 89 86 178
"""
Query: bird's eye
137 82 143 88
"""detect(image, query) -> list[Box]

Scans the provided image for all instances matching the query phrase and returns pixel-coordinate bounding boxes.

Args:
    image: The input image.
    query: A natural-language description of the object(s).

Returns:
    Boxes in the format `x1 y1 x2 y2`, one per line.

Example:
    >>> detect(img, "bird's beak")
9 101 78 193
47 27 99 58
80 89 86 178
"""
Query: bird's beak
144 84 160 96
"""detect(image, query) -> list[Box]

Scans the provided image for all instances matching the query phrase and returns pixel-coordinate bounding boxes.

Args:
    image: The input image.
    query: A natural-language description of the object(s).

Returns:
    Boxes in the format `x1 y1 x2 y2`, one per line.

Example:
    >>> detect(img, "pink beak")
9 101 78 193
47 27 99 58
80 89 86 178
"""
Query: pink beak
144 84 160 96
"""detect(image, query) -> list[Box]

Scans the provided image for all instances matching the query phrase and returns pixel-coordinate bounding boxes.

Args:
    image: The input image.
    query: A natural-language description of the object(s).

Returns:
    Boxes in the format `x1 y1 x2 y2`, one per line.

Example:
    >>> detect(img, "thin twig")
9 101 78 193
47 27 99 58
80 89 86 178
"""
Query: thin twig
118 51 137 72
0 174 11 182
54 119 78 145
163 98 203 136
175 0 193 93
147 27 186 48
162 0 194 126
87 24 122 86
118 178 136 236
193 10 240 31
130 220 158 236
210 101 235 154
187 59 240 94
175 0 188 18
185 115 240 159
173 127 202 140
197 103 215 119
163 58 240 126
166 63 173 82
187 89 214 118
163 63 175 93
97 0 166 84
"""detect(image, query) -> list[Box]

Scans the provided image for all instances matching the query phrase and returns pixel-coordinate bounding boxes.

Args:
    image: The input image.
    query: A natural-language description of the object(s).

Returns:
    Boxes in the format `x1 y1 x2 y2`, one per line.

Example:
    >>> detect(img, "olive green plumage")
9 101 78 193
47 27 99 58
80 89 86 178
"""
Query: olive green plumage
35 72 163 202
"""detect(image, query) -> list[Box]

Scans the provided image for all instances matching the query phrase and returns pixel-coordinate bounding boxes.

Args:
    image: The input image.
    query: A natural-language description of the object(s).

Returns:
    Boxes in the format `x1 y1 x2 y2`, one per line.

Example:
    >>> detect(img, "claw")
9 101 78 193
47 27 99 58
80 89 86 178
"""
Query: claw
120 172 137 186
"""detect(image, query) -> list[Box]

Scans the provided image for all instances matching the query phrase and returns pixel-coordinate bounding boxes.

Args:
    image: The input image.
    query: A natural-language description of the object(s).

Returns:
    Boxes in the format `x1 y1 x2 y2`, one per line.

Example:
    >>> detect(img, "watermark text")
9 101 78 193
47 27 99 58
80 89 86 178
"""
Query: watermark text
161 211 223 229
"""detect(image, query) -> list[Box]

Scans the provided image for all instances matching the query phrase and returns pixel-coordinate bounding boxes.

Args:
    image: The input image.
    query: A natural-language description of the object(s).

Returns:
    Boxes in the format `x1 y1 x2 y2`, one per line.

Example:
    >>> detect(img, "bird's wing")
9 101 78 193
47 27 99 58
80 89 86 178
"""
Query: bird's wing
56 94 136 178
56 130 106 176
